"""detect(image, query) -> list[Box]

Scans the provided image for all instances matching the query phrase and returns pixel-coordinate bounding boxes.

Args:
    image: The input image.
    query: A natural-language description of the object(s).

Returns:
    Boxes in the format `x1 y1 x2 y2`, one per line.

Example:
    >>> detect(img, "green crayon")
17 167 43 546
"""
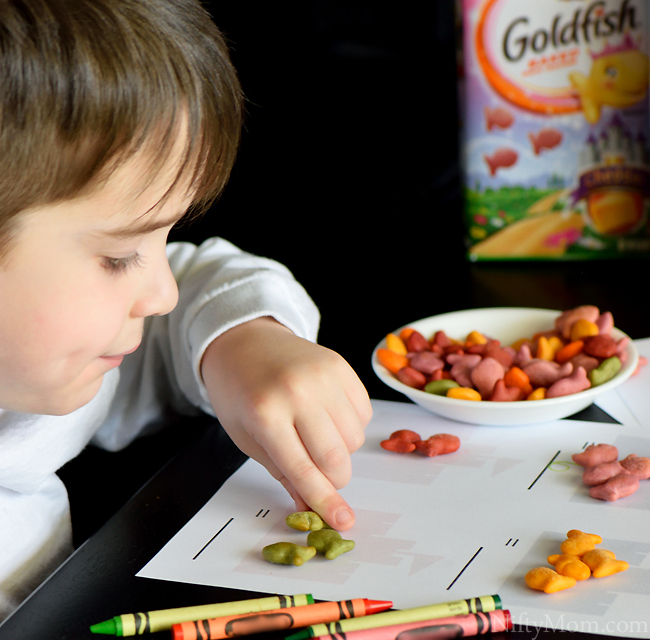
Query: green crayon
286 595 501 640
90 593 314 636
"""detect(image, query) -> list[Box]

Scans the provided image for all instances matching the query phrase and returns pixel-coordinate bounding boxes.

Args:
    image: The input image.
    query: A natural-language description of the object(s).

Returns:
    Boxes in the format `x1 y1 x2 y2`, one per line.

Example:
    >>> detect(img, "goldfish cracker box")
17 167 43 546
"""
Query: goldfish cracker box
460 0 650 260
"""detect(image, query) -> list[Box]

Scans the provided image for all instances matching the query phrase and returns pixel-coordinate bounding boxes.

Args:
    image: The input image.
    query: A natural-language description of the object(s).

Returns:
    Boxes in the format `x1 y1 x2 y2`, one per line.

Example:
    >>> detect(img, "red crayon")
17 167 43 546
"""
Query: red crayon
172 599 393 640
312 610 512 640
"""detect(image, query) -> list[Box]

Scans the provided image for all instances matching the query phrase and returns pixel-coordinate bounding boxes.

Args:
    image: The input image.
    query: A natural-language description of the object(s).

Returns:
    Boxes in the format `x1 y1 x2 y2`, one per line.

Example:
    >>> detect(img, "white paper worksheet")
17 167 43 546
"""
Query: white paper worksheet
138 339 650 638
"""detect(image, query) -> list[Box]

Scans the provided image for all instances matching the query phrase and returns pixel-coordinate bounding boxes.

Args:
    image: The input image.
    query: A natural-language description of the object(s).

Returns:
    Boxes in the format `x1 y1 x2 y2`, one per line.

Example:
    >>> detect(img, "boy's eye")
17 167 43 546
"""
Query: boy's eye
102 252 144 274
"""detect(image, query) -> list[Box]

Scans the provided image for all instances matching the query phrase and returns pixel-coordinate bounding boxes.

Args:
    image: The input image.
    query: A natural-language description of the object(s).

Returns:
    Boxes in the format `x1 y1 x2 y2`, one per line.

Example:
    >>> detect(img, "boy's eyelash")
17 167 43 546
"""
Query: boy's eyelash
102 252 144 274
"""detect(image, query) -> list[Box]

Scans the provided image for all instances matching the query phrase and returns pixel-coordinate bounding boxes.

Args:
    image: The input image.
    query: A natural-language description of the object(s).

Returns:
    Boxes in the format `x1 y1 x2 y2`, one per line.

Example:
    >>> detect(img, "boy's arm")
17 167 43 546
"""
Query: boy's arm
94 237 371 528
200 316 371 530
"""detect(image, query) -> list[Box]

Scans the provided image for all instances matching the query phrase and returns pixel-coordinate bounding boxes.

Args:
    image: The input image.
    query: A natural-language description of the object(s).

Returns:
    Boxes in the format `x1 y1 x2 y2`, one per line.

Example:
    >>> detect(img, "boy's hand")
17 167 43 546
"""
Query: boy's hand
201 317 372 530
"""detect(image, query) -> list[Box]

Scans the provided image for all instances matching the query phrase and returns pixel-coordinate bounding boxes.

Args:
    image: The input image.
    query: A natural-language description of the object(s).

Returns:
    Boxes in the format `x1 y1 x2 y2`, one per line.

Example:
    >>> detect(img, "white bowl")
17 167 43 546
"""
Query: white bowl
371 307 638 426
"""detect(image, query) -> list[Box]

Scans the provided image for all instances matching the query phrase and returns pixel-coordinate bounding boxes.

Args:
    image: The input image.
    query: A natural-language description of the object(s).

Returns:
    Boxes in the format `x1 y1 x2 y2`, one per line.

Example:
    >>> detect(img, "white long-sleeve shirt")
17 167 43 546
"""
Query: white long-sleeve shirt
0 237 320 620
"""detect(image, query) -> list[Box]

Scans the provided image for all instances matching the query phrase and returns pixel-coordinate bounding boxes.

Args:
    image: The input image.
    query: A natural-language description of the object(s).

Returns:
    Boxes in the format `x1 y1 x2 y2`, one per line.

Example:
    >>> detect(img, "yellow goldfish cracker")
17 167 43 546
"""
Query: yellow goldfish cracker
385 333 408 355
536 335 564 361
446 387 482 401
526 387 546 401
570 319 599 342
465 331 487 346
582 549 629 578
560 530 603 557
547 554 591 581
525 567 577 594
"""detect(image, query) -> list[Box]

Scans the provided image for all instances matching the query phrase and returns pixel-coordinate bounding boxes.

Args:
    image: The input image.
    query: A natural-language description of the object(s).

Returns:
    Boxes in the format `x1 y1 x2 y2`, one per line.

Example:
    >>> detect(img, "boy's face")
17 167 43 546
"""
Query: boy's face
0 143 193 415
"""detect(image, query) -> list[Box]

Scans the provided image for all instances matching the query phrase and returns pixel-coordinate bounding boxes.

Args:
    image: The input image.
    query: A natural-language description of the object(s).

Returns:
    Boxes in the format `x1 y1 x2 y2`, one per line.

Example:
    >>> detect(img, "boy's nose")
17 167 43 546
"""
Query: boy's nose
132 256 179 318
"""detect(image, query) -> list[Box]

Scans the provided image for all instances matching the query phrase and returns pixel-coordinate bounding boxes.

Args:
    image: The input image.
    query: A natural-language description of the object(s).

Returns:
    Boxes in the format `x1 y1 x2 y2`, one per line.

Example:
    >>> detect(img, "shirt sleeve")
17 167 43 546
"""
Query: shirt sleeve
91 237 320 451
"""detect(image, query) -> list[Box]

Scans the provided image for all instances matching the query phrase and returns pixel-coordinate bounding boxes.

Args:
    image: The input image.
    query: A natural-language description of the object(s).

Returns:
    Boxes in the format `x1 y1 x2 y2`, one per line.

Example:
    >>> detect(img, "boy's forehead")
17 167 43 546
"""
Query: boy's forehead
90 140 195 231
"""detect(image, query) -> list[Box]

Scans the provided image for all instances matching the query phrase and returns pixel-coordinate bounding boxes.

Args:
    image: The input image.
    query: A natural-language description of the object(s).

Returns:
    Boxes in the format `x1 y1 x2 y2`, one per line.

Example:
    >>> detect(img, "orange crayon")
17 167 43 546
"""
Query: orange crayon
171 599 393 640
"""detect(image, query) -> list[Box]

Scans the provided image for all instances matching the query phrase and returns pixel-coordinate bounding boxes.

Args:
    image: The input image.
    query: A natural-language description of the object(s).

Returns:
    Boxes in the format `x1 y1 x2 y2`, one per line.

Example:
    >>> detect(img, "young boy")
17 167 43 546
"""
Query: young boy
0 0 372 619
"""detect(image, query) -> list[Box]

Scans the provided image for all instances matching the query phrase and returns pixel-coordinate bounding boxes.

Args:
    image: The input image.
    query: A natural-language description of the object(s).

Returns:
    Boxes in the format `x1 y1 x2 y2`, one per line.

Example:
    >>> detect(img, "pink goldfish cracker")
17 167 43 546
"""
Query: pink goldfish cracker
572 443 618 468
484 105 514 131
490 379 522 402
409 351 445 375
483 147 518 176
568 353 600 374
555 306 600 340
528 127 563 155
522 360 573 388
589 474 640 502
515 343 534 367
546 366 590 398
620 454 650 479
582 461 630 486
446 353 482 388
596 311 614 335
470 356 505 399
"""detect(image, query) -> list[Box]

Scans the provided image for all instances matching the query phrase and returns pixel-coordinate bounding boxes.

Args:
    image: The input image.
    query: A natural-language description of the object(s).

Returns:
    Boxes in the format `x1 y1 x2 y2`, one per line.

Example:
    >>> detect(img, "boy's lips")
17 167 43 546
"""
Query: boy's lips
101 343 141 362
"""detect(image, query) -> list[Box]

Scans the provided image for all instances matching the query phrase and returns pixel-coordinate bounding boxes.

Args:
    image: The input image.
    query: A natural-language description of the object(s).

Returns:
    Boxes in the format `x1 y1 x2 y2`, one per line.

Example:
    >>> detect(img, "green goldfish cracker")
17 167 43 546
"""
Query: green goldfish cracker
285 511 330 531
424 379 459 396
588 357 622 387
307 529 355 560
262 542 316 566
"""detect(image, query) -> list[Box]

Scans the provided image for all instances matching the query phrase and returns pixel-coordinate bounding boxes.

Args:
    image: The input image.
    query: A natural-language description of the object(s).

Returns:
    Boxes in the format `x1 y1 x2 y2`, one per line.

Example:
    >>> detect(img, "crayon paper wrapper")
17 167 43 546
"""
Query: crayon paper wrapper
460 0 650 260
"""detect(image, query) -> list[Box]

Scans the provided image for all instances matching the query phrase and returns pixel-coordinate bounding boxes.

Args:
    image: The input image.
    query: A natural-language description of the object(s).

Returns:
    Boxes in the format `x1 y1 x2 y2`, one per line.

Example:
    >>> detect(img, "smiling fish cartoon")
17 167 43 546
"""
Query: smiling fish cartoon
569 35 649 124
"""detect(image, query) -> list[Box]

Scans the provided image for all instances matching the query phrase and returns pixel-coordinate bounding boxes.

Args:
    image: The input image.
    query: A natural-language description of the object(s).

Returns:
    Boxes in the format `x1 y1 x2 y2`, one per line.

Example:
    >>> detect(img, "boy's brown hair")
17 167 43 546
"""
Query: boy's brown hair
0 0 243 258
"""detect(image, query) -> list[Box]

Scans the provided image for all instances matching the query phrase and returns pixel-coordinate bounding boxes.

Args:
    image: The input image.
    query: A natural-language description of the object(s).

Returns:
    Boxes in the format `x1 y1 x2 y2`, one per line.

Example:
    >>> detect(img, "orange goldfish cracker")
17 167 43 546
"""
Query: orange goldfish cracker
447 387 482 401
537 336 563 361
511 337 531 351
555 340 584 364
399 327 415 342
526 387 546 400
376 348 409 375
570 319 599 342
581 549 629 578
525 567 577 593
385 333 407 355
547 554 591 581
560 530 602 556
465 330 487 346
504 366 530 390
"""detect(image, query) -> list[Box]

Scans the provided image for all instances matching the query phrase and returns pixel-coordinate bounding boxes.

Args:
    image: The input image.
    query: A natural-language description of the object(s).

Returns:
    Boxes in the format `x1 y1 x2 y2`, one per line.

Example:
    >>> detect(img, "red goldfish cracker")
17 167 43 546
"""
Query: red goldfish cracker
583 334 618 359
582 461 630 486
483 147 518 176
581 549 629 578
589 474 640 502
560 530 603 557
415 434 460 457
396 366 426 390
620 454 650 479
525 567 577 594
376 348 409 375
409 352 445 375
572 444 618 468
528 127 563 156
406 330 430 353
380 430 421 454
547 554 591 581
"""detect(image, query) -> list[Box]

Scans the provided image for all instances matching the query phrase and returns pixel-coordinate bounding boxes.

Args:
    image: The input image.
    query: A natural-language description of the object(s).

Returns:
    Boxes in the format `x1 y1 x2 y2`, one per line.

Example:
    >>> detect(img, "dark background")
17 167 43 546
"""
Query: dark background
60 0 648 546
